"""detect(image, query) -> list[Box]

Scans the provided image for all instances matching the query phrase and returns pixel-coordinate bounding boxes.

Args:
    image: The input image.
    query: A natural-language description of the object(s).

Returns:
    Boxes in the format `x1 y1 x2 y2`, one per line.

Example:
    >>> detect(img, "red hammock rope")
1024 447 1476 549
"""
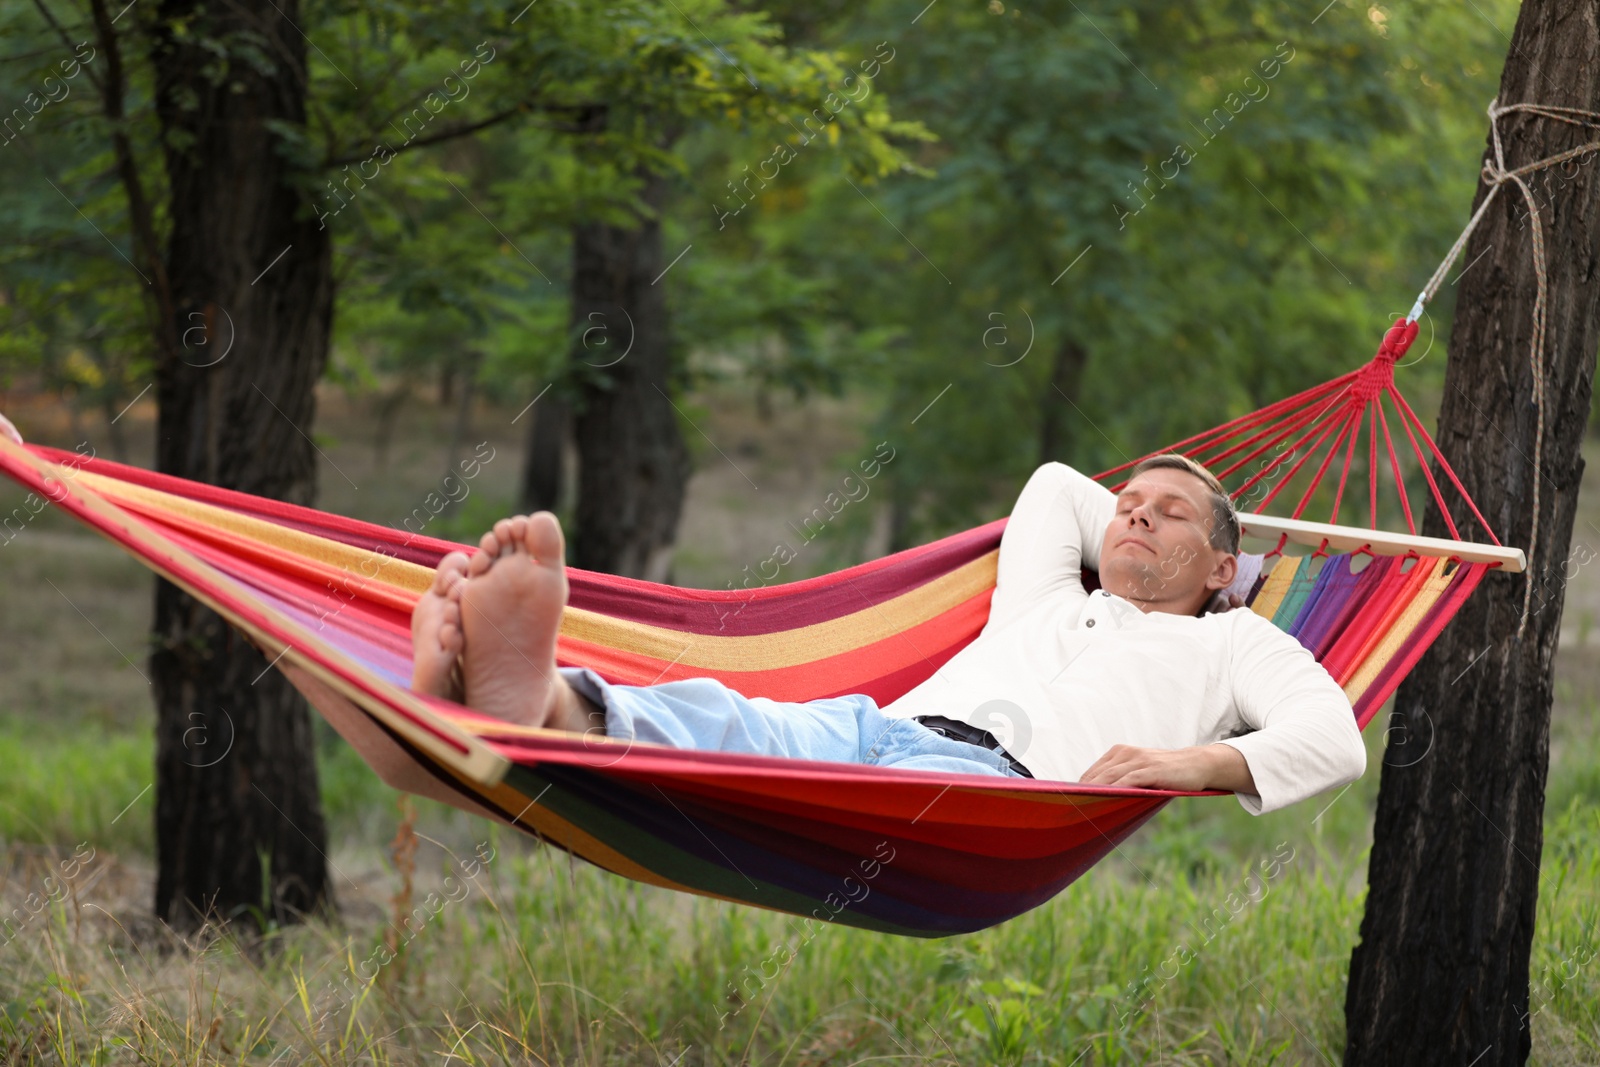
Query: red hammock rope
1099 318 1502 550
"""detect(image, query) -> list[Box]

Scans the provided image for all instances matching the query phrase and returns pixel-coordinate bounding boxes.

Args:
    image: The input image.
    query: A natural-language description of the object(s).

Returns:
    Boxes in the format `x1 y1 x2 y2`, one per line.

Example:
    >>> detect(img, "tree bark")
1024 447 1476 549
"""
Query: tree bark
1344 3 1600 1062
146 0 334 930
567 170 691 580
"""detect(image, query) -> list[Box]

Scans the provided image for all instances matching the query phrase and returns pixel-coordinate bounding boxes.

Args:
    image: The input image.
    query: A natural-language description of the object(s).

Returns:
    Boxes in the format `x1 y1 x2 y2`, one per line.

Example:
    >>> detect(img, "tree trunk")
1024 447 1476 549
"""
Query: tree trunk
519 392 570 515
146 0 334 930
567 171 691 580
371 382 412 474
1038 335 1089 465
887 475 916 554
443 350 480 497
100 394 129 464
1344 3 1600 1062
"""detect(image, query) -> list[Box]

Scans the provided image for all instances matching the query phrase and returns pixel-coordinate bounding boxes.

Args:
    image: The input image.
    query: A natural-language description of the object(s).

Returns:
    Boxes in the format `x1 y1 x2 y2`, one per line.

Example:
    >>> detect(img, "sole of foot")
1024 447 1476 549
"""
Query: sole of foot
458 512 572 728
410 550 470 701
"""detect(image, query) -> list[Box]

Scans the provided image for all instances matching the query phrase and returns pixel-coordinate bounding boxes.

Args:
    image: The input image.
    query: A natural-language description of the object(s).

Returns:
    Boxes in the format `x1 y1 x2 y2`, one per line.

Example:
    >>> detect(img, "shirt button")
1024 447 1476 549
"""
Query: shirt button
1085 619 1096 628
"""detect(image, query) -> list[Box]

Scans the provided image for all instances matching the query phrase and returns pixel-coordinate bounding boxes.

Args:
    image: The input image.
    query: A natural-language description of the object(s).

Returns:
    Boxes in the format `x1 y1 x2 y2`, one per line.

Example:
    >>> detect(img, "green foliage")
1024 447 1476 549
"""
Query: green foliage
0 8 155 423
0 0 931 429
717 0 1520 542
0 0 1530 547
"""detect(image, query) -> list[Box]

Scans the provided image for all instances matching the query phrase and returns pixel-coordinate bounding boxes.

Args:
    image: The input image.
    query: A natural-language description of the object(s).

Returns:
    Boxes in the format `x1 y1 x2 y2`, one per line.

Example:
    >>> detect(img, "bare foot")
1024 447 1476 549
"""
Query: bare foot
411 551 470 700
458 513 596 731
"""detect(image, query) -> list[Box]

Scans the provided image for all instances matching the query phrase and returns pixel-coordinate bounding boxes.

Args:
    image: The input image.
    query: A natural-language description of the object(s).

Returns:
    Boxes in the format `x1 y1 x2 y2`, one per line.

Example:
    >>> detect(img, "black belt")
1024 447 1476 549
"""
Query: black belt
912 715 1034 778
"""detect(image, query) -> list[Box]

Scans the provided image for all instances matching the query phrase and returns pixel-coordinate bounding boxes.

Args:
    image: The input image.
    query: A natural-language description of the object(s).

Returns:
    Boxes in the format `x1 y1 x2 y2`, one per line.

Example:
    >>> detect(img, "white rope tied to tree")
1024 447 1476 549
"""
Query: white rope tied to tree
1405 99 1600 638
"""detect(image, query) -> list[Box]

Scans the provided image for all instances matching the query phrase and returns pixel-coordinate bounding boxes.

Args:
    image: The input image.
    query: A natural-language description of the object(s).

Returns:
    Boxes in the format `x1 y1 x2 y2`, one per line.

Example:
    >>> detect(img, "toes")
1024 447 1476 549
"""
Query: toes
526 511 565 564
492 518 518 556
507 515 529 550
469 530 501 576
439 620 462 654
434 551 471 594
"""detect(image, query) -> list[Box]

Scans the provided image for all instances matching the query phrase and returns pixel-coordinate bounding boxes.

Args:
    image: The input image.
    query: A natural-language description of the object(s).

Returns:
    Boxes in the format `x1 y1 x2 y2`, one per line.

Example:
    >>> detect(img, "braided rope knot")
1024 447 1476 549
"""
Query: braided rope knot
1404 99 1600 638
1354 319 1418 402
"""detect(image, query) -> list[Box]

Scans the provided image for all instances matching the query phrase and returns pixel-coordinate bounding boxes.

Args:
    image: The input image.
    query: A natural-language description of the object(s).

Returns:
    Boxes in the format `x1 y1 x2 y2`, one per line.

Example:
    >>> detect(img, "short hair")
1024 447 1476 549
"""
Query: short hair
1128 453 1240 555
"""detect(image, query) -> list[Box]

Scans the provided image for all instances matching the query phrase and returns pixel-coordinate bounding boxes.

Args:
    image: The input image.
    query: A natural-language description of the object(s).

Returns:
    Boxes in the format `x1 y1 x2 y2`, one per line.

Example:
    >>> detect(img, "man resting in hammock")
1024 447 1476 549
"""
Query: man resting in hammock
409 454 1366 815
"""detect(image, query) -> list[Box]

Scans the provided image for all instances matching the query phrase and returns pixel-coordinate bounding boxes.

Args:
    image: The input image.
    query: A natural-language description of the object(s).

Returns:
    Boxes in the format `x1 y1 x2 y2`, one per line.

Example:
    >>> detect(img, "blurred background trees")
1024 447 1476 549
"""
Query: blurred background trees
0 0 1521 928
1 0 1517 550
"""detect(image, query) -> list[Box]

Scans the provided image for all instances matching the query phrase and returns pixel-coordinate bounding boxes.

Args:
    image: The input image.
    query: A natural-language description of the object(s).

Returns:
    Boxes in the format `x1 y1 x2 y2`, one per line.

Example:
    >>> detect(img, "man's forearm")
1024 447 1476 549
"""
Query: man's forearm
1078 741 1259 793
1200 743 1257 794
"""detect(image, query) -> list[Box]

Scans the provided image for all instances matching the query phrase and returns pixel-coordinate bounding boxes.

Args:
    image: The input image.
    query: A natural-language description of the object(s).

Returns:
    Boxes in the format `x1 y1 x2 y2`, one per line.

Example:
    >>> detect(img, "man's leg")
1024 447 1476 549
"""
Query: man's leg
418 512 1020 777
560 666 1022 776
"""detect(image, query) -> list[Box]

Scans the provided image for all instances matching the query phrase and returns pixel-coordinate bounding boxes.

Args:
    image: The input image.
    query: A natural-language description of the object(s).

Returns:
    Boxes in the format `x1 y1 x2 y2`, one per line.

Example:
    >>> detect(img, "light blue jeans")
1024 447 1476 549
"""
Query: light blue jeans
559 667 1024 777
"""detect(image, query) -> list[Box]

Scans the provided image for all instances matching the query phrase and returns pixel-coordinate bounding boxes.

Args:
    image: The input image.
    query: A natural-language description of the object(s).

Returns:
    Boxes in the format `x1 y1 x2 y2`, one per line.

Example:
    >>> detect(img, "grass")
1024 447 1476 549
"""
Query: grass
2 622 1597 1063
0 799 1595 1064
0 382 1598 1063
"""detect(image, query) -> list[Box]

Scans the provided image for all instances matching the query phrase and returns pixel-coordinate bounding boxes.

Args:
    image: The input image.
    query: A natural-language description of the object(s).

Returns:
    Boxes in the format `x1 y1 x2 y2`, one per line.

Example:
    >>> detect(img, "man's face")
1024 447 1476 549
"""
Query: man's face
1098 468 1238 615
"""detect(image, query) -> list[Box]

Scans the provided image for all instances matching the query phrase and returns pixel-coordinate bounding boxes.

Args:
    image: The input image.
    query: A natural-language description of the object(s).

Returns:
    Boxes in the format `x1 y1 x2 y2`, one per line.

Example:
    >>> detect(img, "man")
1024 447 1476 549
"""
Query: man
412 453 1366 815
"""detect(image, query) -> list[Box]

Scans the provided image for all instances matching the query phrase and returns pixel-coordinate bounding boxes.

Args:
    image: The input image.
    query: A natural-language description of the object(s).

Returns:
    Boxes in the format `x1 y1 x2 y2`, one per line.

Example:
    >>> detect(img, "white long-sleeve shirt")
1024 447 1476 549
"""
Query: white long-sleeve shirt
881 461 1367 815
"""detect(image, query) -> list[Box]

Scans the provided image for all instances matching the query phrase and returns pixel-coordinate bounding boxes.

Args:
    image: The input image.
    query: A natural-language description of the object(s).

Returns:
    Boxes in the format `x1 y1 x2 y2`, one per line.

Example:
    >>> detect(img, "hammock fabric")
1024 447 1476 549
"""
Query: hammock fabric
0 319 1519 937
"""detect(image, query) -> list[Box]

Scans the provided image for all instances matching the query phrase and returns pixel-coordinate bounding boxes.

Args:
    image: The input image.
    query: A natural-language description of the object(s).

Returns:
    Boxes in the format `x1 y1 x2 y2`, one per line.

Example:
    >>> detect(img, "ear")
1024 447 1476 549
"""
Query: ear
1204 551 1238 592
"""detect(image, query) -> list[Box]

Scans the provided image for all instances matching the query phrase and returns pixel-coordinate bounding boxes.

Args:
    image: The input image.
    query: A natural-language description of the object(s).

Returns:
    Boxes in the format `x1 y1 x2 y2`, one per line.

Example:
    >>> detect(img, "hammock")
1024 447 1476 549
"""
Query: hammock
0 319 1524 937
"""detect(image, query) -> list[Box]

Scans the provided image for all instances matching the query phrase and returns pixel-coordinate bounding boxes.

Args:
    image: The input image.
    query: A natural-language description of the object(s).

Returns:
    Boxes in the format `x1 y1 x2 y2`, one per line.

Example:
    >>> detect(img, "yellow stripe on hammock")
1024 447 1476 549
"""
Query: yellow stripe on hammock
76 466 1002 673
1250 554 1302 620
1342 555 1459 705
74 469 439 593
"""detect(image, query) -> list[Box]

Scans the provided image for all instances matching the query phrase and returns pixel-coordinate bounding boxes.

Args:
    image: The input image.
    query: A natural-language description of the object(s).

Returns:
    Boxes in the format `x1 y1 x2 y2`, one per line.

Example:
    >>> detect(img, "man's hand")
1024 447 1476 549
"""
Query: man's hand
0 412 21 446
1206 591 1248 613
1078 742 1257 793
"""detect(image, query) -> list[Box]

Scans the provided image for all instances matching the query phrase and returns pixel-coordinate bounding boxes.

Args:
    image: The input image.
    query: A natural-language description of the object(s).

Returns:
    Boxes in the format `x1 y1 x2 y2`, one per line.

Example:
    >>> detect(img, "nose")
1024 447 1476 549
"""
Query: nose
1127 503 1154 529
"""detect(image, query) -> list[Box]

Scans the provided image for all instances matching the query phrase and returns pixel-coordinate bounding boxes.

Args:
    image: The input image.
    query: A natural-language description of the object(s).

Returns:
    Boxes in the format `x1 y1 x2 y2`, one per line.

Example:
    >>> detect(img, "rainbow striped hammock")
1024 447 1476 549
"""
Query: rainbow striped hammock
0 319 1523 937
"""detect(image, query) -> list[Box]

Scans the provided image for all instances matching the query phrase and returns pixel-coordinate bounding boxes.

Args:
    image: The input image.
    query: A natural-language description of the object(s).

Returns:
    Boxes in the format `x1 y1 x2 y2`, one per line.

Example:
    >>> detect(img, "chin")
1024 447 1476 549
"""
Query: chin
1096 563 1137 597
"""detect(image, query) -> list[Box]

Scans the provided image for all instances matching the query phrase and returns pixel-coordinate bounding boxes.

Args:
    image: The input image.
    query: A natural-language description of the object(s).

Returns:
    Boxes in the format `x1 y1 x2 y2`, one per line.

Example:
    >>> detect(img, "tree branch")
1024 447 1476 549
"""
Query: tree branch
29 0 104 94
323 103 536 167
85 0 178 363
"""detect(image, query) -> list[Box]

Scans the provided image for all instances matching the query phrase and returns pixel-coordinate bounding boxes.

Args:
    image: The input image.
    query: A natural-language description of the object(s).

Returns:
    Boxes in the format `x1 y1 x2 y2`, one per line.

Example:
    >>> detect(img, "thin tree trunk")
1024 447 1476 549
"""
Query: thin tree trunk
146 0 333 930
371 382 411 474
1344 3 1600 1062
568 170 691 580
100 395 129 463
443 350 480 496
519 393 570 515
66 401 85 447
887 476 916 554
1038 335 1088 464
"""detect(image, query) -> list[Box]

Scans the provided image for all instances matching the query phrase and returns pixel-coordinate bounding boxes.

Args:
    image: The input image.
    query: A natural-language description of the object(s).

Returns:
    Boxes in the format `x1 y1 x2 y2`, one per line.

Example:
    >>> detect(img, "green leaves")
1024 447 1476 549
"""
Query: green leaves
0 0 1524 553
